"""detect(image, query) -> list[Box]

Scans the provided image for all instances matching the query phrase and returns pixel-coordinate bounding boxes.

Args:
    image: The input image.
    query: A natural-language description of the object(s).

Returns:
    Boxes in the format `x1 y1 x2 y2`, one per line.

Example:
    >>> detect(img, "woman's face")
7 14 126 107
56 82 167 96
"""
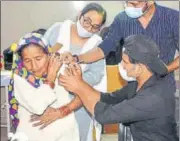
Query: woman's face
21 44 49 77
79 10 103 33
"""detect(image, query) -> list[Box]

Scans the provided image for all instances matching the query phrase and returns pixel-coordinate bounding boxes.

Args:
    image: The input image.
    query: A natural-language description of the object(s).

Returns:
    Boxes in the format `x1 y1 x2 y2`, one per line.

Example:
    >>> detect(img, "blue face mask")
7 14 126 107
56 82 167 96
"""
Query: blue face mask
124 2 149 18
125 7 144 18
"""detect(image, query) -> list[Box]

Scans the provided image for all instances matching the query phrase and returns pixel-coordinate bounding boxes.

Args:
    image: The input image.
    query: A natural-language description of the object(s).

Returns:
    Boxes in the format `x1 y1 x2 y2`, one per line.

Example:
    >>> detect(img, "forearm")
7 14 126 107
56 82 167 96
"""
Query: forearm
167 56 179 73
66 96 83 111
75 81 101 115
79 47 105 63
100 92 126 104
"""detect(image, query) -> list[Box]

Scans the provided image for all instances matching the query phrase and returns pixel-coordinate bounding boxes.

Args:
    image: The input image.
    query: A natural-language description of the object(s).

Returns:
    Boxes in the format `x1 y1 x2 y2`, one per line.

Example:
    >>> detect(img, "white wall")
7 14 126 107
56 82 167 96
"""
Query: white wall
1 1 179 52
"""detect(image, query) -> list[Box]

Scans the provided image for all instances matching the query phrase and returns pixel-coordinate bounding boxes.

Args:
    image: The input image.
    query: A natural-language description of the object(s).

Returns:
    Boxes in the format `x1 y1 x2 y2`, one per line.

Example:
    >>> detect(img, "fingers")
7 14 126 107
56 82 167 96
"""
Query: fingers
59 79 69 88
58 74 68 82
48 53 56 67
74 63 81 72
50 53 61 62
32 120 45 127
69 64 78 76
30 115 40 122
55 56 63 70
64 67 72 76
38 109 65 130
49 52 74 65
48 54 54 67
39 119 54 130
73 63 82 76
32 114 54 127
65 53 74 64
53 53 62 65
30 114 39 119
58 76 69 88
48 53 63 72
39 114 61 130
61 52 74 64
68 63 82 76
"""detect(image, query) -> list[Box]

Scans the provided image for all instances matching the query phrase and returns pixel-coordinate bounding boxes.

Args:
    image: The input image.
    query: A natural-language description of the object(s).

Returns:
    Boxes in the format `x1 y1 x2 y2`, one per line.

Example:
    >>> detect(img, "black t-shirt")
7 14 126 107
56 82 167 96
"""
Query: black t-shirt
95 75 178 141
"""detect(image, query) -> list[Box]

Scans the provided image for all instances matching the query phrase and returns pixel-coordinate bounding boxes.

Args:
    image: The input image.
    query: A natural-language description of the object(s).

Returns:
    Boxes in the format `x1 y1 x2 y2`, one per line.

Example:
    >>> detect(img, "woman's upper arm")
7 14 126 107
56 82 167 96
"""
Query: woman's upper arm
44 22 62 46
82 59 105 86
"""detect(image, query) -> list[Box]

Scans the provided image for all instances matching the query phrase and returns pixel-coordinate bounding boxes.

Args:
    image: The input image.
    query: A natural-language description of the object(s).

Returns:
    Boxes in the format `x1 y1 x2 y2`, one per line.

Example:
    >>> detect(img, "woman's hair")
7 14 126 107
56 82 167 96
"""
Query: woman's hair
80 3 107 25
17 43 47 58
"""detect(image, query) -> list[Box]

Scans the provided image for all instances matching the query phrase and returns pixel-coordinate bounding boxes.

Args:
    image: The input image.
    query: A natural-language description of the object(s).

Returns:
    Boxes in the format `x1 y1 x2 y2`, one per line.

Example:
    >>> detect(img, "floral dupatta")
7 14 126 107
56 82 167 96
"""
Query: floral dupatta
8 33 52 129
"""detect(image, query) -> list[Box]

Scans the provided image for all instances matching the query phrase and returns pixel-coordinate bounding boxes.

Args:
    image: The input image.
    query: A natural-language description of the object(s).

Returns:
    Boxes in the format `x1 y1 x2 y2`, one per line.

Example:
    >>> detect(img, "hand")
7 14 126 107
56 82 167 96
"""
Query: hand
166 56 179 73
58 63 83 93
30 106 72 130
47 53 63 82
65 62 82 78
60 52 76 65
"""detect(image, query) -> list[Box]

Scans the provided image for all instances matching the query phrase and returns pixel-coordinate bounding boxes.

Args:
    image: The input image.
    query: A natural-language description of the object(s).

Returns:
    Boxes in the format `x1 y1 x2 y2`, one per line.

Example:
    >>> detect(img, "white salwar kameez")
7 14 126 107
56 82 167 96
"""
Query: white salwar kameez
14 74 80 141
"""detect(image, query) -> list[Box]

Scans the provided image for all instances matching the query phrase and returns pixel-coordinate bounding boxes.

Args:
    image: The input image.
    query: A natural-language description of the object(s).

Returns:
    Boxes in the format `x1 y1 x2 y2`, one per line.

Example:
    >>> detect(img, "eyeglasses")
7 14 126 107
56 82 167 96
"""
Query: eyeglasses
81 16 102 33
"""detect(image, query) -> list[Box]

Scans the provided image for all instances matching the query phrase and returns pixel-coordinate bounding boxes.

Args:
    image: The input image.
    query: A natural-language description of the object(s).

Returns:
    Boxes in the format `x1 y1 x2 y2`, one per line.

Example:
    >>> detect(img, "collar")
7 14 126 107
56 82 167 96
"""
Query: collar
127 75 158 99
126 81 138 99
139 75 158 91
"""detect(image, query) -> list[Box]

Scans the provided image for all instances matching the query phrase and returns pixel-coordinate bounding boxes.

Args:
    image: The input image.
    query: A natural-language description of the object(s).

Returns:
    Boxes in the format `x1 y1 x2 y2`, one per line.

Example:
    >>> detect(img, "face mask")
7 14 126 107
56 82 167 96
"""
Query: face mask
118 63 136 82
124 2 148 18
76 20 93 38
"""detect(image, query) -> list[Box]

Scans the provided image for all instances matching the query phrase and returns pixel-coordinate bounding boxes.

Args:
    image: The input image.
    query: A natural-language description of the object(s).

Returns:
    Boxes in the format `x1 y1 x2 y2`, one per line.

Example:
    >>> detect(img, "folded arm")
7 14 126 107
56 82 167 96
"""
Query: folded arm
14 74 57 115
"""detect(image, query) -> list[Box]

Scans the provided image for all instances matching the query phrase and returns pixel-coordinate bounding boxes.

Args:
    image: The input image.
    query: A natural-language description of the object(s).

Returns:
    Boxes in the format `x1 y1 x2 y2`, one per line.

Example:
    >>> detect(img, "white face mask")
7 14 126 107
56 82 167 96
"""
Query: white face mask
76 20 93 38
118 63 136 82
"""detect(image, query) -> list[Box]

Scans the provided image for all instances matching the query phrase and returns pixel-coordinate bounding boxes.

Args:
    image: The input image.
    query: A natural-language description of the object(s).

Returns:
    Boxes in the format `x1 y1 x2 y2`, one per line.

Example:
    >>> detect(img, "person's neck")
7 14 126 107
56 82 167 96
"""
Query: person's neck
136 71 153 92
138 3 156 28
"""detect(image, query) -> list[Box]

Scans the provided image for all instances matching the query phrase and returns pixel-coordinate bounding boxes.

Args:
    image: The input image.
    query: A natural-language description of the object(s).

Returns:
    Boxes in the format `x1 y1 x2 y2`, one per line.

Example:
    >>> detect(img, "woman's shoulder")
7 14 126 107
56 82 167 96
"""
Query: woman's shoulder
49 22 63 29
90 34 102 43
49 20 74 29
14 70 37 86
14 73 26 84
